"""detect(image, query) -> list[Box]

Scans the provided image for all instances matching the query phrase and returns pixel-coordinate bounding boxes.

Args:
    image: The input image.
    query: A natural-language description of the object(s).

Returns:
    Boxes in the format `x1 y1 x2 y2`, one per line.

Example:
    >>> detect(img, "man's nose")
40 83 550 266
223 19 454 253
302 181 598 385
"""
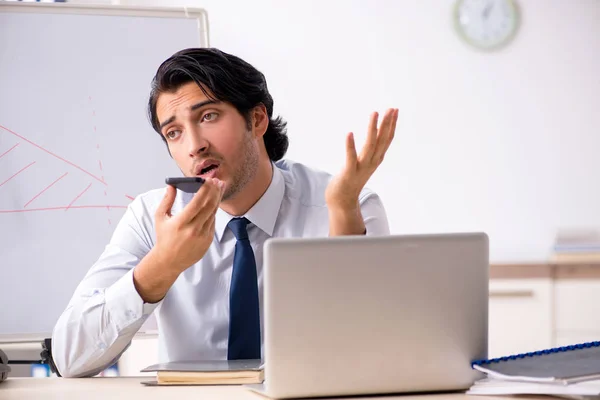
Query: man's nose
187 130 209 157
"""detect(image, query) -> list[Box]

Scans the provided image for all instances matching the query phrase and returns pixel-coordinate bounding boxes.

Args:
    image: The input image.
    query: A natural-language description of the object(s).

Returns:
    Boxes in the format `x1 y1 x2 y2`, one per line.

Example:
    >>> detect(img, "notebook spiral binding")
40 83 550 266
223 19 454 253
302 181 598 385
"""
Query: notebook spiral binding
472 340 600 367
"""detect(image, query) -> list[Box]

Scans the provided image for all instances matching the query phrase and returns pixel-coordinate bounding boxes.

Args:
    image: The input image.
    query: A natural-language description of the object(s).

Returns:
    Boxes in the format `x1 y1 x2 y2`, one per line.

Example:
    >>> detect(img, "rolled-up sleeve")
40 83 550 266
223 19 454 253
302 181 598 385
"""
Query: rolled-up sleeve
52 197 160 377
358 190 390 236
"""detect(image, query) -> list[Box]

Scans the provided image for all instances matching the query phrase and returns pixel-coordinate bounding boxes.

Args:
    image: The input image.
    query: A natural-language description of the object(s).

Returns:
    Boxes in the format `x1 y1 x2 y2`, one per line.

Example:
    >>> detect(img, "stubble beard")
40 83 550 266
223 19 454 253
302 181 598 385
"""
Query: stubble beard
222 130 259 201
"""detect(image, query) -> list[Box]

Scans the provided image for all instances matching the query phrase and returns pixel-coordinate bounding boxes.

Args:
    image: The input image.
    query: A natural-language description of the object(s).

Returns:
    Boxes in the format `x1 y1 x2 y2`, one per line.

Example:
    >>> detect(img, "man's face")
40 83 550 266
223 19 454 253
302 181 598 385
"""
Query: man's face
156 82 260 201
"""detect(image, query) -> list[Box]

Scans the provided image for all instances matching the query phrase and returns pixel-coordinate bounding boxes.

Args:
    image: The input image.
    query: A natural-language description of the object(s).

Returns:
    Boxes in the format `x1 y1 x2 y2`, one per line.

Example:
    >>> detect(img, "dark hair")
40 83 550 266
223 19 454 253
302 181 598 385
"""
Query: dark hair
148 48 288 161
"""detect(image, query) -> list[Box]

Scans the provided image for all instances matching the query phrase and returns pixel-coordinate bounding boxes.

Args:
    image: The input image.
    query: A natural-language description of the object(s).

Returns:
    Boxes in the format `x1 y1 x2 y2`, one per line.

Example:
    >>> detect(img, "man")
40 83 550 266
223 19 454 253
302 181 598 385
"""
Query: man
52 48 398 377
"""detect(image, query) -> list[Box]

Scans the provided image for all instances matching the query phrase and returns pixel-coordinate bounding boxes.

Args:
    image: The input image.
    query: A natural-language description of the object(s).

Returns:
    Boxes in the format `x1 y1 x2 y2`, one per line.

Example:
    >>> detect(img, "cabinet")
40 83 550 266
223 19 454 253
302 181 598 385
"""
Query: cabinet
488 263 600 359
553 265 600 346
488 278 553 358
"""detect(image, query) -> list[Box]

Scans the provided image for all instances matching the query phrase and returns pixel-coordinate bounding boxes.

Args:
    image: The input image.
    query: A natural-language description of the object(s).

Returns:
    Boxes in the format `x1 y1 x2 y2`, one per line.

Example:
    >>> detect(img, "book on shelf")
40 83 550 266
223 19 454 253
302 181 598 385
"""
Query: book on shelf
551 228 600 264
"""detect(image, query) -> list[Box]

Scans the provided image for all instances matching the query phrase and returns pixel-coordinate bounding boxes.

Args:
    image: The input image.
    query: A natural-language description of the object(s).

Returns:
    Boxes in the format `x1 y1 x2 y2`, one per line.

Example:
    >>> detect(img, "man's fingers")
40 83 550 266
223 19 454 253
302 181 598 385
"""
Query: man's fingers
191 180 223 226
155 184 177 220
197 212 216 238
372 108 397 164
359 112 379 160
345 132 358 169
178 178 222 222
383 108 399 154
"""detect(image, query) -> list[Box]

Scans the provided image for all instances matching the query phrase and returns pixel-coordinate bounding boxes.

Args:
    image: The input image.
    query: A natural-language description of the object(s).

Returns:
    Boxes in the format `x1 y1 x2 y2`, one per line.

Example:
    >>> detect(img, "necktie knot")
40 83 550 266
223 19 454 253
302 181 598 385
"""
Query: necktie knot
228 217 250 241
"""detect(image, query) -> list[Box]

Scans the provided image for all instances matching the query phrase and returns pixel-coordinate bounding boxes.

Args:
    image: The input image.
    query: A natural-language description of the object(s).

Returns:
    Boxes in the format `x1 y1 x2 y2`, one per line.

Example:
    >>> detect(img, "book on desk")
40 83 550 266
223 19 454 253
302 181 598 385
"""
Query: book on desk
140 359 263 386
468 341 600 397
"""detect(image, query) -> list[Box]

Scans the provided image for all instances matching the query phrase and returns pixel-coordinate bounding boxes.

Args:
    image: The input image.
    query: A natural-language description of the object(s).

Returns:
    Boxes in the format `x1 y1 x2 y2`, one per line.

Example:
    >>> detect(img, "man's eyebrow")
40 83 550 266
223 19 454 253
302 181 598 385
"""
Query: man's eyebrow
159 116 175 131
158 100 220 131
191 99 219 111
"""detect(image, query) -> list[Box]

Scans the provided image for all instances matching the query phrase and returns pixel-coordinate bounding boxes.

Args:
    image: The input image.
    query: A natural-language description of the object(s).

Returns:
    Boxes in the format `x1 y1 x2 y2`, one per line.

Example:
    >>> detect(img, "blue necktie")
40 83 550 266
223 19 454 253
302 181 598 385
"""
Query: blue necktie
227 217 261 360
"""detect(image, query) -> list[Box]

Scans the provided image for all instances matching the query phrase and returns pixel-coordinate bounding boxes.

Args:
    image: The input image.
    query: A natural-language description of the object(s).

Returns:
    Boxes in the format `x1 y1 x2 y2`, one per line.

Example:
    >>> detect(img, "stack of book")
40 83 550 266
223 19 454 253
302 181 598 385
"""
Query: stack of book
139 359 263 386
467 342 600 398
550 229 600 264
468 378 600 398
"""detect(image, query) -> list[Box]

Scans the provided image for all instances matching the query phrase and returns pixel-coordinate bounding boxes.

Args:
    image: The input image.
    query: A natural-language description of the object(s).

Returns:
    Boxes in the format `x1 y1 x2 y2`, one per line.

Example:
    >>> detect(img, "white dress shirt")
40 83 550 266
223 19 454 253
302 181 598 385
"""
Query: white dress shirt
52 159 390 377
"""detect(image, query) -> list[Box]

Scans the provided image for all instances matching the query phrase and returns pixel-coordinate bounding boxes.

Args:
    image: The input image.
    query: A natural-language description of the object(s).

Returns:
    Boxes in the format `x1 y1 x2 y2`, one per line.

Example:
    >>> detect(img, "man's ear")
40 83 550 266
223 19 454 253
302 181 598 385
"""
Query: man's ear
252 104 269 138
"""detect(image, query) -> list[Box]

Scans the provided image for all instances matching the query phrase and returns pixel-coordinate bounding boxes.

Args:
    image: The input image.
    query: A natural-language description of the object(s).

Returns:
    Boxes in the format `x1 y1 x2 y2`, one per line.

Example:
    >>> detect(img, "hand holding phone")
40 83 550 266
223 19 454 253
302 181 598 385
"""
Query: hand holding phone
156 177 223 270
133 177 224 303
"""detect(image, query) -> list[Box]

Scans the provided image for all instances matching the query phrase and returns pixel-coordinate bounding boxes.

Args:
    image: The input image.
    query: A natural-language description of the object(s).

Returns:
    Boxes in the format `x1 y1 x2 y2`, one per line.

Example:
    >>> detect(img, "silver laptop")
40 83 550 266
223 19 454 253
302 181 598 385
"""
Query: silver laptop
249 232 488 399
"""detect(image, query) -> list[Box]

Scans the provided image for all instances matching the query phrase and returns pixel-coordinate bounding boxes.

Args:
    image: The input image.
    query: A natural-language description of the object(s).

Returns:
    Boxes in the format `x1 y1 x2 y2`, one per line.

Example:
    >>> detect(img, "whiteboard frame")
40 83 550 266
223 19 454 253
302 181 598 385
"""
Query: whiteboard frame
0 1 207 343
0 2 210 48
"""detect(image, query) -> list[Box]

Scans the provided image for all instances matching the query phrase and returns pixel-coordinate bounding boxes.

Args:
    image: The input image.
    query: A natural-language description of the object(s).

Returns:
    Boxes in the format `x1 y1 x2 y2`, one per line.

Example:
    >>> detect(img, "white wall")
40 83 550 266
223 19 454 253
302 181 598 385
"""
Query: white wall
105 0 600 262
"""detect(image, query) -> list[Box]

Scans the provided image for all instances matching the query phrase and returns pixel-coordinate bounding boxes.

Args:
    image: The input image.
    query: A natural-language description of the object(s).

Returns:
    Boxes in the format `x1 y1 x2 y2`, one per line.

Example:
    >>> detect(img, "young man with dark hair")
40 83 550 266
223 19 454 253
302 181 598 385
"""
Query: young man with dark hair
52 48 398 377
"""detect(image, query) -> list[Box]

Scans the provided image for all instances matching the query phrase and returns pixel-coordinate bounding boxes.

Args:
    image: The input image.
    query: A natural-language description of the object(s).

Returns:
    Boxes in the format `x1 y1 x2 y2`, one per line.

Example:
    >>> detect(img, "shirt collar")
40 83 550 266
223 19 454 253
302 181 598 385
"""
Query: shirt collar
214 162 285 242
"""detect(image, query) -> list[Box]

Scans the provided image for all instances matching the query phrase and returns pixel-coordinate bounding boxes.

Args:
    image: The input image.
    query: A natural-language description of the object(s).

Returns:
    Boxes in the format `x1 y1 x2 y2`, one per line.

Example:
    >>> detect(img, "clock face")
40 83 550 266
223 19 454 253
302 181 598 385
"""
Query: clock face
454 0 519 50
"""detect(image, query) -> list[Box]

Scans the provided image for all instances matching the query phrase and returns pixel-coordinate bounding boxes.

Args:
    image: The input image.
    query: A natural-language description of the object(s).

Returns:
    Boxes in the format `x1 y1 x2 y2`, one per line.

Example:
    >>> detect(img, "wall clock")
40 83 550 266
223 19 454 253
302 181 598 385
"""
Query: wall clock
454 0 520 50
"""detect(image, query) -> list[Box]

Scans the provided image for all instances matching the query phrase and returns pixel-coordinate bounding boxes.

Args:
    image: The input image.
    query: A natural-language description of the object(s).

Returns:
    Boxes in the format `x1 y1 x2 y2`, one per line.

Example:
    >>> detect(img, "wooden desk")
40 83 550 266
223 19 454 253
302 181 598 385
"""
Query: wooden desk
0 377 549 400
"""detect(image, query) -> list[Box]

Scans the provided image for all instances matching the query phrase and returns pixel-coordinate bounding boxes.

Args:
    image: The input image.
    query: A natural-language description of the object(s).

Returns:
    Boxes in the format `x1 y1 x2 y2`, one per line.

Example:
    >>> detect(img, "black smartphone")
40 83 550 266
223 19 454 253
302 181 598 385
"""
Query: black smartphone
165 177 205 194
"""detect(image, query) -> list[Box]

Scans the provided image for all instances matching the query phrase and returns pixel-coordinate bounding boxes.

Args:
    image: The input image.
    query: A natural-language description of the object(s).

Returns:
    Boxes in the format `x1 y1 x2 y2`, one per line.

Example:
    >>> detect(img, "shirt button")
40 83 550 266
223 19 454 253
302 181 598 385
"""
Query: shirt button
98 343 107 350
125 309 137 320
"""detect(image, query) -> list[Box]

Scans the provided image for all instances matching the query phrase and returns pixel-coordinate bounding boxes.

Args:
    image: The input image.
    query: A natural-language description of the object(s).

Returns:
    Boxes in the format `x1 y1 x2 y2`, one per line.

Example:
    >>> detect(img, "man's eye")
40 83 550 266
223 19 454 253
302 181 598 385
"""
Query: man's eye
202 112 218 122
166 130 181 140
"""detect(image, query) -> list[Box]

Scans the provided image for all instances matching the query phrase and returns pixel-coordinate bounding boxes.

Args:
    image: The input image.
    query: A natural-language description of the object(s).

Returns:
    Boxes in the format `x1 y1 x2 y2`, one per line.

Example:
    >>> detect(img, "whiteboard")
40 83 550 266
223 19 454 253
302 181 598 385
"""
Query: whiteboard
0 2 208 338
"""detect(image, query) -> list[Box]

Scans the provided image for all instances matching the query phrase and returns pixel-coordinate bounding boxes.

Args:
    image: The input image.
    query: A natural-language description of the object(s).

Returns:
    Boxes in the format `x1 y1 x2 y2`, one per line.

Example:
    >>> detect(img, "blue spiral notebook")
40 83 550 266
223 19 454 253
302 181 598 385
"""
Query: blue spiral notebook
472 341 600 384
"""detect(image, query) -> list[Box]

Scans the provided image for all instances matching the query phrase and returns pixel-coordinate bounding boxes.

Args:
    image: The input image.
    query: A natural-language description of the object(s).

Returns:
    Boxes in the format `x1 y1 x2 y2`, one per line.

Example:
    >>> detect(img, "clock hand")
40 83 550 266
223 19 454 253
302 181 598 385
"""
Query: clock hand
482 0 494 19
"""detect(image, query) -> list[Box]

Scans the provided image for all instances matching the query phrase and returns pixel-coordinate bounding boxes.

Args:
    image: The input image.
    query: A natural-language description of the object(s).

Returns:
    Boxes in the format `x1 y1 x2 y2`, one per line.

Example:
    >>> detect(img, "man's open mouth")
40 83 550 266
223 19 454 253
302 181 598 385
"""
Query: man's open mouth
196 162 220 178
199 164 218 175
